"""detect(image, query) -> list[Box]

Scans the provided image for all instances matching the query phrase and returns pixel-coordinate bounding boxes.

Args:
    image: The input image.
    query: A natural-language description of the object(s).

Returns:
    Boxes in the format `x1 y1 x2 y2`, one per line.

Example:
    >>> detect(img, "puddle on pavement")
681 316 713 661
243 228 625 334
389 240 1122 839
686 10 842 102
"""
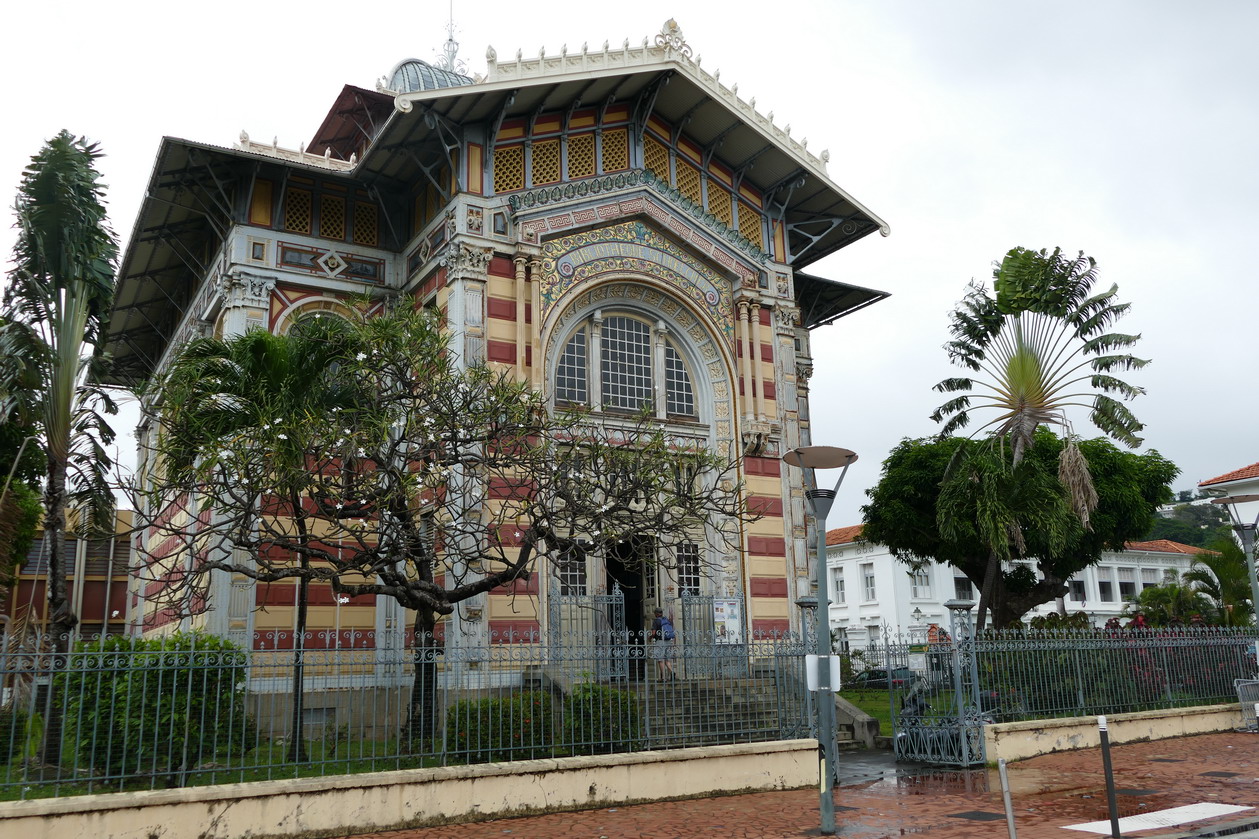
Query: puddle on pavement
843 761 1173 824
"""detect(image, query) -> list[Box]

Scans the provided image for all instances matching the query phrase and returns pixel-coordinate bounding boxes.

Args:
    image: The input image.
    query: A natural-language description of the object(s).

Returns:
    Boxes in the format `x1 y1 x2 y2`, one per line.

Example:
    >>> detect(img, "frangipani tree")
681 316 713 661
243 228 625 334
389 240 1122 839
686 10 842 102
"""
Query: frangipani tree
137 302 756 743
929 247 1150 626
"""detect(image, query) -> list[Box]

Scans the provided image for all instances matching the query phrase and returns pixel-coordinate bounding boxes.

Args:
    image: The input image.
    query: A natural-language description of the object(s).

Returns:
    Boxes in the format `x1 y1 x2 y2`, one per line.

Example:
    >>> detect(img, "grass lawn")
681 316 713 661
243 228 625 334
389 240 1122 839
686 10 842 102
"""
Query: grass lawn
839 688 900 735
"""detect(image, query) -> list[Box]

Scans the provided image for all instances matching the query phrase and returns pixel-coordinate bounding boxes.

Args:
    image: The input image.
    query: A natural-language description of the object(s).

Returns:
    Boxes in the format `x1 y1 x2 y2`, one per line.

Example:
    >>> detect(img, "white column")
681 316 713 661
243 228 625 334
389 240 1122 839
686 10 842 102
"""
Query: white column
590 310 604 409
653 320 668 420
737 301 753 423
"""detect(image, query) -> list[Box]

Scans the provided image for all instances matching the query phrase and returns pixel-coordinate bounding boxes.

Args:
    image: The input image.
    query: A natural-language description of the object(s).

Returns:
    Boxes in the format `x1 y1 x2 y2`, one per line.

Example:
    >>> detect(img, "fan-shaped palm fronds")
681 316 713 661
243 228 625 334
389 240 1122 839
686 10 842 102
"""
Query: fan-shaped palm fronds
931 247 1148 462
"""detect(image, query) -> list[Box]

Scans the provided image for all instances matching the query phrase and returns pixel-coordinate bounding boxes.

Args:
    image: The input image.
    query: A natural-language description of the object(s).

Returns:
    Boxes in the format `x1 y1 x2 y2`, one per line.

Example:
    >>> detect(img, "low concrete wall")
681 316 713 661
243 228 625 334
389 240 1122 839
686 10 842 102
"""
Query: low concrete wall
834 694 879 749
0 740 817 839
985 703 1241 763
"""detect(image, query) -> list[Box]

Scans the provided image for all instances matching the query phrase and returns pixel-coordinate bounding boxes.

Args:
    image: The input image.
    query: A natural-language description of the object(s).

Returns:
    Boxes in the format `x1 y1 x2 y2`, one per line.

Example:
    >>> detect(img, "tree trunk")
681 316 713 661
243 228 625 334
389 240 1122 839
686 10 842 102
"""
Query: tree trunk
404 608 440 751
286 495 310 762
38 454 77 767
974 549 999 632
285 572 310 762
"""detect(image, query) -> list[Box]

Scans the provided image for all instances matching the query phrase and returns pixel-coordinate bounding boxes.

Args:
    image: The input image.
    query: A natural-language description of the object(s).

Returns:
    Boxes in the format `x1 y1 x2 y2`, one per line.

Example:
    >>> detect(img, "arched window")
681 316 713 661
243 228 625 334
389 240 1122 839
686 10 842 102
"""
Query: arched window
554 311 698 420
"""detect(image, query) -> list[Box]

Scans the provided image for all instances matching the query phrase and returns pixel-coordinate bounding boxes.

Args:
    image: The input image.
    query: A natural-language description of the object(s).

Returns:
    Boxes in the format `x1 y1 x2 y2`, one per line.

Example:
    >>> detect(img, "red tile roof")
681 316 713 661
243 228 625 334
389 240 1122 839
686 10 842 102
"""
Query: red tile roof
1199 462 1259 487
826 525 864 546
1123 539 1210 555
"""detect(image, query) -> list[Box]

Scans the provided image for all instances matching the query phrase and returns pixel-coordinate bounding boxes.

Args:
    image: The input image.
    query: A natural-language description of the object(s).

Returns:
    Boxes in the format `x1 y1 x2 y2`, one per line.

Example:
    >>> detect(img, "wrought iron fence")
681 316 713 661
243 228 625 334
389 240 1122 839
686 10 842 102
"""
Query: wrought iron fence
849 615 1259 767
0 628 806 800
972 626 1257 720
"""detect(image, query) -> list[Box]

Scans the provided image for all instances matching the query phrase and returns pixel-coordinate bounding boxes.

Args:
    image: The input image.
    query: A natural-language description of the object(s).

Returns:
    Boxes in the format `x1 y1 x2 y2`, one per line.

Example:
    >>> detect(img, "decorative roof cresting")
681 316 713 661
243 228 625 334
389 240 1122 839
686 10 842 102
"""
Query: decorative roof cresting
654 19 693 58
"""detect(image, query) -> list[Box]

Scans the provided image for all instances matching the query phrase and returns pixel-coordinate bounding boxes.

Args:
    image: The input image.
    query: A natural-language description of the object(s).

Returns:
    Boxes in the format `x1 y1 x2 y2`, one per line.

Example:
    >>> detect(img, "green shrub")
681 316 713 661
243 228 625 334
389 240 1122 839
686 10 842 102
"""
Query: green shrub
444 690 553 763
561 681 640 755
57 632 253 778
0 707 28 760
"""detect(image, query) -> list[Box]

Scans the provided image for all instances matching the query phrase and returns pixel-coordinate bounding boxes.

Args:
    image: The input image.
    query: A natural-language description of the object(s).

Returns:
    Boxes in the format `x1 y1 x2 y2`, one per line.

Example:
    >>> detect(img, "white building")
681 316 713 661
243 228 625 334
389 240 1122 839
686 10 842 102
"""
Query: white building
1199 461 1259 534
824 525 1206 645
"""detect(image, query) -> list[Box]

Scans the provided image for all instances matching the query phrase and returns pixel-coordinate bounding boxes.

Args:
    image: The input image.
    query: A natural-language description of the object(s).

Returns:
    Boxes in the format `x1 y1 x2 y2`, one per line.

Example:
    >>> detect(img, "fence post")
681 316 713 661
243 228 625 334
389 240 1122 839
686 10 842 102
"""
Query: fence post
946 599 979 765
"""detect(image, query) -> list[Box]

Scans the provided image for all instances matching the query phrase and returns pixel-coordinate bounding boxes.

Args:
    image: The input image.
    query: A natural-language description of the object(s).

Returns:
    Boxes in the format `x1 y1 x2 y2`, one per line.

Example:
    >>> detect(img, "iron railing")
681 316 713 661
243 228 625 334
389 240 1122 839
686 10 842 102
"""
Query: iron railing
0 628 806 801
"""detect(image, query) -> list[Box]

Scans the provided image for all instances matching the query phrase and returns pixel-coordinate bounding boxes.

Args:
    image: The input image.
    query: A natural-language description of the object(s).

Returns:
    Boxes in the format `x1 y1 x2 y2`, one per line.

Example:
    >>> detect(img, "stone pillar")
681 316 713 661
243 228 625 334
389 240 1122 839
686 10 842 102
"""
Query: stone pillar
750 300 767 422
514 256 529 382
441 241 493 369
737 300 753 423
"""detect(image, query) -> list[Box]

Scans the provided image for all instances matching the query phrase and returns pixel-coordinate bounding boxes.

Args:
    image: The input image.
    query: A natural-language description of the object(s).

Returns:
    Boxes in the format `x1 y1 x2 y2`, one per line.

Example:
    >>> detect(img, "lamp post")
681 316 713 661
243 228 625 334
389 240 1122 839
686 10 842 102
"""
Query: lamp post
783 444 857 836
1210 494 1259 625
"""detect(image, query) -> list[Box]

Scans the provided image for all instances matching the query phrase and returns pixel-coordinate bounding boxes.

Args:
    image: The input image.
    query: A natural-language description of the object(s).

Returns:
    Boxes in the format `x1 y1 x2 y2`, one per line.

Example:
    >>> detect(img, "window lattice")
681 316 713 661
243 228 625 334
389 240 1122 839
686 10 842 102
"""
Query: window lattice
676 161 702 206
568 133 596 179
738 203 764 249
284 188 312 234
532 139 561 185
556 328 588 405
664 342 695 417
559 544 587 595
643 136 670 183
600 316 653 411
602 129 629 172
494 145 525 193
352 202 378 246
320 195 346 240
709 184 734 227
676 543 701 596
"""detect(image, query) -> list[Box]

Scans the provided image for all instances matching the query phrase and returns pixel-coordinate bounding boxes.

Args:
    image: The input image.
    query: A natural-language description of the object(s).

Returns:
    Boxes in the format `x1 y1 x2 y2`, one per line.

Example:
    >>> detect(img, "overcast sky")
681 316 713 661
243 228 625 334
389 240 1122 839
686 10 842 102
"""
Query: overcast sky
3 1 1254 525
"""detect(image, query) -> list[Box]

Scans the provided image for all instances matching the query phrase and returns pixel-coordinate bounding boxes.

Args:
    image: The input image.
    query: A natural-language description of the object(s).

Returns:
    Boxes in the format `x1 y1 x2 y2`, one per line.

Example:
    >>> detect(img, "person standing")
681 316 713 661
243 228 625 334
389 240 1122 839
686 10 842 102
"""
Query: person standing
651 608 676 682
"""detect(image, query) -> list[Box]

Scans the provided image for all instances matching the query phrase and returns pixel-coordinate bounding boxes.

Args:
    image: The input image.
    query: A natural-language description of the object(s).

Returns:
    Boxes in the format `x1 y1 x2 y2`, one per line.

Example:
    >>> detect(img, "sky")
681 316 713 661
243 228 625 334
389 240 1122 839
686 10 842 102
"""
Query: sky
2 0 1255 526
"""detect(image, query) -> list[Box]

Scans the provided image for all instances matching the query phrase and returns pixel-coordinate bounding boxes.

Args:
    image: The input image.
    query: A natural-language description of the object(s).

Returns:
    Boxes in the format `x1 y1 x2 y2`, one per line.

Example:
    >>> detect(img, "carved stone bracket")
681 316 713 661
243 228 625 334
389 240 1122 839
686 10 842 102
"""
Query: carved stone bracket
775 305 800 328
442 243 494 280
218 271 276 310
795 362 813 387
741 425 779 458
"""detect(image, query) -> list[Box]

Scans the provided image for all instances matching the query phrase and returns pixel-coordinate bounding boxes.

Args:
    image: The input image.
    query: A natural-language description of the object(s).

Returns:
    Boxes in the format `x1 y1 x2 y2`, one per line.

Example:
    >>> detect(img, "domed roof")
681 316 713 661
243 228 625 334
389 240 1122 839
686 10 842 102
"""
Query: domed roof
385 58 474 93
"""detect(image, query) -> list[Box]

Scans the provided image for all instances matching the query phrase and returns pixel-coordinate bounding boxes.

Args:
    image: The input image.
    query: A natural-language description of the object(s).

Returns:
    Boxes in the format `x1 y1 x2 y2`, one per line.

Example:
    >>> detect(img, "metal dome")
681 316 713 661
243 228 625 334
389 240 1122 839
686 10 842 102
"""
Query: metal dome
385 58 474 93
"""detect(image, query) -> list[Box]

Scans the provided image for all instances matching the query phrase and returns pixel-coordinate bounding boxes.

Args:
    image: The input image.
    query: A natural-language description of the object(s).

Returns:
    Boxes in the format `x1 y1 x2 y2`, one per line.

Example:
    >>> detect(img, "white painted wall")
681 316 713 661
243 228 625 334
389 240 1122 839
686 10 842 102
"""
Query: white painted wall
825 534 1198 644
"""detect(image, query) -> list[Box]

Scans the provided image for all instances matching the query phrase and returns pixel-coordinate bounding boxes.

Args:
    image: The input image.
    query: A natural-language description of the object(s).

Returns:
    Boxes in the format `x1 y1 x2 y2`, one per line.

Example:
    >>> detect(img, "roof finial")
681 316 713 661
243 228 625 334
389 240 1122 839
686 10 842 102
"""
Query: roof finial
436 0 467 74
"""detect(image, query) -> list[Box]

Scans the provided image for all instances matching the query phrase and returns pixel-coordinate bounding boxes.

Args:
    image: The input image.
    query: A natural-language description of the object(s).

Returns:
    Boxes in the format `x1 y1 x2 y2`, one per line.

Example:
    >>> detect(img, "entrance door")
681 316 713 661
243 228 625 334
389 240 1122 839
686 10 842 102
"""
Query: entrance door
606 537 650 678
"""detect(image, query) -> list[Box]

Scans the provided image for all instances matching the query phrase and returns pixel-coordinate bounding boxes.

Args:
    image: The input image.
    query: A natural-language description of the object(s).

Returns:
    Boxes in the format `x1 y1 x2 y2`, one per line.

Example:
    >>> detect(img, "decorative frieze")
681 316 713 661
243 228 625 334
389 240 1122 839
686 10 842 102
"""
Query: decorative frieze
507 169 768 266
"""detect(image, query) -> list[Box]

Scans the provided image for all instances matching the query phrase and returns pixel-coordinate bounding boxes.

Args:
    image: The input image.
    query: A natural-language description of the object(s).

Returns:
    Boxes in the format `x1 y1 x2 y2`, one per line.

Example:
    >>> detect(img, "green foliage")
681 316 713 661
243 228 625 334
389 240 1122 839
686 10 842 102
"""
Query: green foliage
0 707 28 758
932 246 1148 454
1185 539 1254 626
0 480 40 586
0 130 119 541
57 633 252 777
444 691 555 763
1145 502 1231 547
561 681 642 755
862 430 1177 626
1124 576 1214 626
1026 611 1095 630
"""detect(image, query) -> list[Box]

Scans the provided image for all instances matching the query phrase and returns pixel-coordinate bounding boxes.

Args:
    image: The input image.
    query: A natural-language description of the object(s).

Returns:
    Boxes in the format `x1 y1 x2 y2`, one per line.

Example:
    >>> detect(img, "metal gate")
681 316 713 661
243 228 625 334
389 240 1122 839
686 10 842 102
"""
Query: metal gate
548 583 628 680
888 601 987 766
680 594 747 678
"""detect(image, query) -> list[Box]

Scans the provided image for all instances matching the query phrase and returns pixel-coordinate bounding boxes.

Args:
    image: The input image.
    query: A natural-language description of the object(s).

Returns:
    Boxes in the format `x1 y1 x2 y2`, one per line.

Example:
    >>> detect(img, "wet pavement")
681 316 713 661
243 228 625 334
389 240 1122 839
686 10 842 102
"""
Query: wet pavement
350 732 1259 839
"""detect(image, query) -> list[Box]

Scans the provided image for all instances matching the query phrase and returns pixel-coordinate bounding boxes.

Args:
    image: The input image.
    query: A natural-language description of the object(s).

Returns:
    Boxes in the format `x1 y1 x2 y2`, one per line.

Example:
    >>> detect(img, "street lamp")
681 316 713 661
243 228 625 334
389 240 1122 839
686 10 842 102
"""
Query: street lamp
1210 494 1259 625
782 444 857 836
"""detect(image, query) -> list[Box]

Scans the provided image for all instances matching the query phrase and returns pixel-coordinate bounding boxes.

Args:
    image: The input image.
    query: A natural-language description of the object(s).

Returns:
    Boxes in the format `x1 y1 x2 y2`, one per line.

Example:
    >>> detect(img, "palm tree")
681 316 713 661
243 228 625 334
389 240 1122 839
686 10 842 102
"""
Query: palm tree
0 132 119 763
1185 539 1253 627
1125 574 1214 627
150 315 363 761
930 247 1149 628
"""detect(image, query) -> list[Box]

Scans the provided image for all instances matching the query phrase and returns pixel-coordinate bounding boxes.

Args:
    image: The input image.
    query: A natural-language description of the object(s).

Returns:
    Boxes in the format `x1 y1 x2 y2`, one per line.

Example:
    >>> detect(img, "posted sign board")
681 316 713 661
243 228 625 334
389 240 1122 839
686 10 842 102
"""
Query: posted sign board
713 598 743 644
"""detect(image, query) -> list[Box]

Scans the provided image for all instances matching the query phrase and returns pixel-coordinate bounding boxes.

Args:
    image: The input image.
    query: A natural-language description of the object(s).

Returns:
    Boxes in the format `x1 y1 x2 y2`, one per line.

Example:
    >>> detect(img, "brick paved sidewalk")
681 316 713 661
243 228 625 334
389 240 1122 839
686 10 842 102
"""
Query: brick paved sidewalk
352 733 1259 839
